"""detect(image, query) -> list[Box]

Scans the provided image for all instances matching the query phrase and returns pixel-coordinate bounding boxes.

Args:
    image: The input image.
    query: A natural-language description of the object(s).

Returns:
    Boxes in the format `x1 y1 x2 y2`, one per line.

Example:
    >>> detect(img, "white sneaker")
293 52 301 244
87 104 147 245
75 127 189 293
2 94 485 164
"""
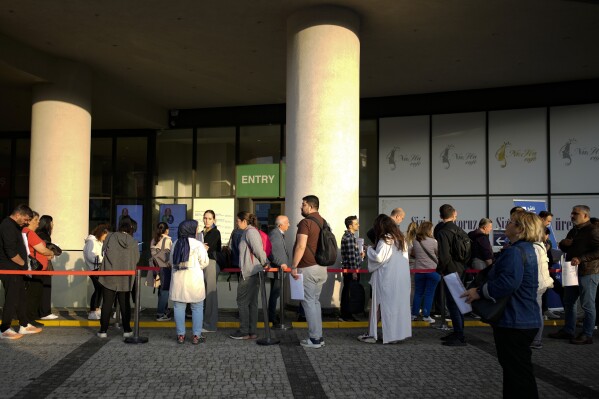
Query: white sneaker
201 328 216 333
40 314 59 320
422 316 435 324
123 332 134 338
97 332 107 338
300 338 323 349
88 312 100 320
1 329 24 340
18 324 42 334
357 334 376 343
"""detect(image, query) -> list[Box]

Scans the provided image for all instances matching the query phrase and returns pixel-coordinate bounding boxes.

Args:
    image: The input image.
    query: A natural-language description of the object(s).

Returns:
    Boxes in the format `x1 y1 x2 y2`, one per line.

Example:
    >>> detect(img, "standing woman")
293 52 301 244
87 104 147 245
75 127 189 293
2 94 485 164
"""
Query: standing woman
169 219 210 344
97 219 140 338
410 221 441 323
359 214 411 344
24 211 54 326
151 222 172 321
83 223 110 320
198 210 221 332
36 215 58 320
463 212 541 398
229 211 269 340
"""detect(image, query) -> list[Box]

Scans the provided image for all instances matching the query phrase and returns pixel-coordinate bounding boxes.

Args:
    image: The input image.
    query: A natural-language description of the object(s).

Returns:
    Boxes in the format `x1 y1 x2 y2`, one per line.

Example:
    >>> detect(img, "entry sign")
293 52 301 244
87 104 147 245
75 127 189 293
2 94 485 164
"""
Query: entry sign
236 164 280 198
493 229 508 251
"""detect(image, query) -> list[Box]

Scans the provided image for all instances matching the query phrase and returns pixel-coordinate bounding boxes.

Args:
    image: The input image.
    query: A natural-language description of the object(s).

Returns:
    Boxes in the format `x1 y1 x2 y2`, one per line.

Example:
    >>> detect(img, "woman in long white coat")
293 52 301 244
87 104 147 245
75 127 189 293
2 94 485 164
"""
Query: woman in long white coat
360 214 412 344
170 219 210 345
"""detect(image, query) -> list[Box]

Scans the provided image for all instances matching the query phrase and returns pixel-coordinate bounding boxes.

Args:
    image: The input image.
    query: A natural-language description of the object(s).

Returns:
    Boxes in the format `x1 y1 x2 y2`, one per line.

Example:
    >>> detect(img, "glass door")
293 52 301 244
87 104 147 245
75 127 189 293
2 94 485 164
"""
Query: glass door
253 200 285 233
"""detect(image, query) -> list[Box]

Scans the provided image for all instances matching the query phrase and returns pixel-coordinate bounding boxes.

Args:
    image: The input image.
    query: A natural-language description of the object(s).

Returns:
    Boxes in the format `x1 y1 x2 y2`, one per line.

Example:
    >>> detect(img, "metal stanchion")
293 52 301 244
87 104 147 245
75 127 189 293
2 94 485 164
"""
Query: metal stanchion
273 266 292 331
125 269 149 344
435 278 452 331
257 270 280 345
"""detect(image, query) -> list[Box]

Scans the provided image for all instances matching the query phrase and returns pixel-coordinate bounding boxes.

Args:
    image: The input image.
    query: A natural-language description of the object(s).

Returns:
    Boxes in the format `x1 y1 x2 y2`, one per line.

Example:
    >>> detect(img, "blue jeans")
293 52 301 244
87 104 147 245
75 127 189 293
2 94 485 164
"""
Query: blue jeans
157 288 169 316
563 273 599 337
173 300 203 336
444 279 464 337
412 272 441 317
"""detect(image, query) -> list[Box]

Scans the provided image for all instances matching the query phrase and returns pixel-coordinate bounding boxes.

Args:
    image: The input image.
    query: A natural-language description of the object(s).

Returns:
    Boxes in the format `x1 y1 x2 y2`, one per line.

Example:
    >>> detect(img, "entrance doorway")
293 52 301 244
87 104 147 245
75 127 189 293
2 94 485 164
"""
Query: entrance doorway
253 200 284 233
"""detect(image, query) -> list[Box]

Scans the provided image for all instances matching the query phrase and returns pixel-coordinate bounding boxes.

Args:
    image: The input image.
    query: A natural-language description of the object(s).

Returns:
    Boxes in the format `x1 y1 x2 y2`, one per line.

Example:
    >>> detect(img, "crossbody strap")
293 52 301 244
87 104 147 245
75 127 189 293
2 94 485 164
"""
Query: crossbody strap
417 239 438 265
304 216 323 258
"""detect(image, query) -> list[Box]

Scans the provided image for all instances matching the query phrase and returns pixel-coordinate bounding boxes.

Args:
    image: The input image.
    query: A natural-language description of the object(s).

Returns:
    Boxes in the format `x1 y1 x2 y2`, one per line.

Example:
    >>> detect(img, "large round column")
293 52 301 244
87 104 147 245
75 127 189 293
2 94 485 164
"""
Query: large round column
29 61 91 256
286 6 360 249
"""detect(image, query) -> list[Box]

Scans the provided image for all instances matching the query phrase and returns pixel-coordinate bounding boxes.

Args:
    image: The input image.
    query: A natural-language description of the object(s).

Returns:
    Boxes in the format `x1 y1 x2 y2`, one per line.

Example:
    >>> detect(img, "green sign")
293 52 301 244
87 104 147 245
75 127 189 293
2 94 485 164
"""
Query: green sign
236 164 280 198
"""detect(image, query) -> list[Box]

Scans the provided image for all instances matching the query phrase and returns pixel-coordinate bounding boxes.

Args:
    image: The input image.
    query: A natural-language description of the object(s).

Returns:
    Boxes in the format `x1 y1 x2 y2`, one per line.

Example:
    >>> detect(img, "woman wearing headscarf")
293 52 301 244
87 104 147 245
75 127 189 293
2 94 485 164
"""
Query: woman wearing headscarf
463 211 542 398
97 219 140 338
169 219 210 344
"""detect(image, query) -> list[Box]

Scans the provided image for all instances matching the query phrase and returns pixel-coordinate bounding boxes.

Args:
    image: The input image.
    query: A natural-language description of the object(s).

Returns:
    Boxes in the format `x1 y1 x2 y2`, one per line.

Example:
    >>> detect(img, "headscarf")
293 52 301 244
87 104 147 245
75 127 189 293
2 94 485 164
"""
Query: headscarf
171 219 198 265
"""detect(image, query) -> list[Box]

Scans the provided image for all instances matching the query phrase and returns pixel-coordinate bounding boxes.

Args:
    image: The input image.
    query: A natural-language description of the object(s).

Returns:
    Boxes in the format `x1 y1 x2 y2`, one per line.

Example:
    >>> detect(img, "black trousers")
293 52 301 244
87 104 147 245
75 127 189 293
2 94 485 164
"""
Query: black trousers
1 275 28 331
25 277 44 321
340 272 360 318
89 276 103 311
100 287 131 333
40 275 52 316
492 326 539 399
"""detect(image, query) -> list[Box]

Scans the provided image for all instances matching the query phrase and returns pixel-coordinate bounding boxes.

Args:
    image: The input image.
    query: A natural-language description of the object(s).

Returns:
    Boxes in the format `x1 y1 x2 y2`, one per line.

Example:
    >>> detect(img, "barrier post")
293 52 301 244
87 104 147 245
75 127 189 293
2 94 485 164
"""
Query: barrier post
435 278 451 332
125 269 149 344
257 270 280 346
273 266 291 331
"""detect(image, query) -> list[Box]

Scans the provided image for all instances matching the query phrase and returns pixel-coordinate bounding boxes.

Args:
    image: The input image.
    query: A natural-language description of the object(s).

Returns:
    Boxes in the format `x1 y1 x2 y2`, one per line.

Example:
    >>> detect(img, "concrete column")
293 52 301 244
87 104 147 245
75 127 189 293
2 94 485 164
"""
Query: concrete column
286 6 360 249
30 61 91 253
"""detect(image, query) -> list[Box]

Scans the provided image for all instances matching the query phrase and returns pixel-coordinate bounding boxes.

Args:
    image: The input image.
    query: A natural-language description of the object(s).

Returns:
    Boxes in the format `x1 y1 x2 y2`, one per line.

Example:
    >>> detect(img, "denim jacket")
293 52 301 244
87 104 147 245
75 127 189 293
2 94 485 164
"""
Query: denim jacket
481 240 541 329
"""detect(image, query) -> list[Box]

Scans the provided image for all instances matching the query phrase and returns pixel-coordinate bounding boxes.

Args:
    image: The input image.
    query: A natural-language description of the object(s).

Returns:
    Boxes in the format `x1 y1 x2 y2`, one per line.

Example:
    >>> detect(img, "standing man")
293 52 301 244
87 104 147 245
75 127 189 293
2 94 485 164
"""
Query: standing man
267 215 291 325
367 208 405 244
549 205 599 344
291 195 329 349
0 204 42 340
435 204 469 347
339 215 364 321
468 218 494 270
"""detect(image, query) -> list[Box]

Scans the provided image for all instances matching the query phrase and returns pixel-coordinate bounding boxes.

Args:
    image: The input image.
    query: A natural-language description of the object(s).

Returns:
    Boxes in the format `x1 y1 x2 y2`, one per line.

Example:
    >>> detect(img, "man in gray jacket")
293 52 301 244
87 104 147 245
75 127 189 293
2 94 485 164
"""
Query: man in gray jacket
268 215 291 324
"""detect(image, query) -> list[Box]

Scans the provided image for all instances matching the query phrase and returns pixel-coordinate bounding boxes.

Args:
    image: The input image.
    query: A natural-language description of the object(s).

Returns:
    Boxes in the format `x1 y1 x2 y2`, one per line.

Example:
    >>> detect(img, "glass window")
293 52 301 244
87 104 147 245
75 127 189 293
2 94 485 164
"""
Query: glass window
114 137 147 197
0 139 11 198
90 138 112 197
196 127 235 197
360 120 378 196
14 138 30 197
239 125 281 164
89 198 111 231
155 129 192 197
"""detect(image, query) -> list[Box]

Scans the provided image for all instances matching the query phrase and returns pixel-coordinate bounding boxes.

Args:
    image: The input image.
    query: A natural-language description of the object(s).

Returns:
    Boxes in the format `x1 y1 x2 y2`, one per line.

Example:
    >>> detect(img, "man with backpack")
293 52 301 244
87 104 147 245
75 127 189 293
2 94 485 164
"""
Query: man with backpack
291 195 336 349
435 204 471 347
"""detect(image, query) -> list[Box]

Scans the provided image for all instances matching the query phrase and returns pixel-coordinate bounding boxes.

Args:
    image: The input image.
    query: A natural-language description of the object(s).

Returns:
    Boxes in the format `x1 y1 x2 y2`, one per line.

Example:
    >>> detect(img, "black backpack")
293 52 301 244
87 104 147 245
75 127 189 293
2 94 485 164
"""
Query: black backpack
306 216 338 266
449 225 472 265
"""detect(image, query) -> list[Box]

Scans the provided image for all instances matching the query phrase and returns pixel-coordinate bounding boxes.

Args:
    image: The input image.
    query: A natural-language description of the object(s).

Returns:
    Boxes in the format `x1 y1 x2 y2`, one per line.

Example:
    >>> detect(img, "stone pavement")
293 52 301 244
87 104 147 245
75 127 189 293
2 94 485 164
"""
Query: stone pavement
1 324 598 398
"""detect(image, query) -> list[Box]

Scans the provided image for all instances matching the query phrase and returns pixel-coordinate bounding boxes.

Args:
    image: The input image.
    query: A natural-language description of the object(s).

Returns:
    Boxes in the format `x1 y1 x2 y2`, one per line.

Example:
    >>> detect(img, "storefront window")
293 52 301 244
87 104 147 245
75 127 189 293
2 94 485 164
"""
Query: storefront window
196 127 235 197
90 138 112 197
115 137 147 197
239 125 281 164
155 129 192 197
0 139 11 199
360 120 378 196
14 138 30 197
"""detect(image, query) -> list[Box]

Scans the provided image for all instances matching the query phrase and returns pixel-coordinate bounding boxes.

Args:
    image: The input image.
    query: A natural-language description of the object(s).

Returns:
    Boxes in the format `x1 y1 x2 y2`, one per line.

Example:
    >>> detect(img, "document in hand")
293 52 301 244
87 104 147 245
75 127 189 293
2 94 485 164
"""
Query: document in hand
289 273 305 301
561 260 578 286
443 272 472 314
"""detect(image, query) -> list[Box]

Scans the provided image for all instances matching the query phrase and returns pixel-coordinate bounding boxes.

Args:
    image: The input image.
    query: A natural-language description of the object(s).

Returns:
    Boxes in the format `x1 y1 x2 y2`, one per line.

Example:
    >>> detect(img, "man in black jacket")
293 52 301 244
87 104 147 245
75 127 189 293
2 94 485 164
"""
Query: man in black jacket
435 204 468 346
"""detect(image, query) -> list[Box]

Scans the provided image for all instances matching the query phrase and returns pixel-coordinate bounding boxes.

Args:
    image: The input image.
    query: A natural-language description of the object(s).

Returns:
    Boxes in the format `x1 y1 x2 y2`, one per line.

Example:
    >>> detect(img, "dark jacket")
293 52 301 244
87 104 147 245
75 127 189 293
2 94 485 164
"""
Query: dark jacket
481 240 541 329
201 227 221 260
0 217 27 270
559 221 599 276
468 229 493 262
98 232 140 291
434 221 467 275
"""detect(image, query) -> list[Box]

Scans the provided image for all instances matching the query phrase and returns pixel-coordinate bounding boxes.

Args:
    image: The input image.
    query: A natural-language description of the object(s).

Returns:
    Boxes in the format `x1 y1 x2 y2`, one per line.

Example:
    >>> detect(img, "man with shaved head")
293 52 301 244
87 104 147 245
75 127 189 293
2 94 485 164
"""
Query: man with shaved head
267 215 291 325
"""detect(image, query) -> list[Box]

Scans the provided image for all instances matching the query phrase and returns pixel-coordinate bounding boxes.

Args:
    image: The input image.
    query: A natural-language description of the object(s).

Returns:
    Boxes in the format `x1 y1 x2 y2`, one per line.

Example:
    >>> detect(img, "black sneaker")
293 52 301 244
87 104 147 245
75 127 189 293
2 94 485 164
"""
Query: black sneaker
442 338 467 347
440 332 458 341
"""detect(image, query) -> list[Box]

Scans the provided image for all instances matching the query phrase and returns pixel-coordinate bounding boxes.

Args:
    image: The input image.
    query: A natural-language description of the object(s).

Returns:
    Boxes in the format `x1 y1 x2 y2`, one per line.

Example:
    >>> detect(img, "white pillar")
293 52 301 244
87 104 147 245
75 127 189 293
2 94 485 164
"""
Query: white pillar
286 6 360 249
29 61 91 252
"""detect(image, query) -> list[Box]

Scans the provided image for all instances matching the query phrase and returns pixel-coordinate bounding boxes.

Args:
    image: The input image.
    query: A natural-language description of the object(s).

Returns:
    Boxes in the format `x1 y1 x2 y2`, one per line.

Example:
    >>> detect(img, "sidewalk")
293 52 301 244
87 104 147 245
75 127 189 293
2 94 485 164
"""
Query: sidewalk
0 324 597 398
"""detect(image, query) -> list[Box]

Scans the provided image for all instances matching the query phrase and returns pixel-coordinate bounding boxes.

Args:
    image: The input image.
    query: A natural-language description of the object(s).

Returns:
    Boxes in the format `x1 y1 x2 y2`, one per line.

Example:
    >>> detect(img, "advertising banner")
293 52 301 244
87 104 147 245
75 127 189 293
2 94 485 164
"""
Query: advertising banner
159 204 187 241
116 205 143 250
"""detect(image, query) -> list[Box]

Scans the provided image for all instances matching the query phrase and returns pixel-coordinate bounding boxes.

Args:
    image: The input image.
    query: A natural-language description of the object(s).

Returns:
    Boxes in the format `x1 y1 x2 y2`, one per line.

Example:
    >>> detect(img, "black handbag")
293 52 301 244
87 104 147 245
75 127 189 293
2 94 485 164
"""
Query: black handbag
29 254 43 271
471 246 526 324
